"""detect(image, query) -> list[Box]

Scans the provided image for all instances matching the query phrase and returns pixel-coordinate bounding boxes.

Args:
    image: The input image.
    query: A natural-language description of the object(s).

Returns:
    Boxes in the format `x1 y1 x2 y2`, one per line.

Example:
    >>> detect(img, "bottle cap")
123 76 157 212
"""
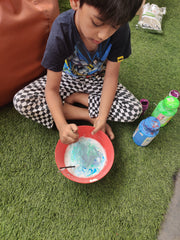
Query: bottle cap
140 99 149 115
169 90 180 98
164 96 179 109
144 116 160 131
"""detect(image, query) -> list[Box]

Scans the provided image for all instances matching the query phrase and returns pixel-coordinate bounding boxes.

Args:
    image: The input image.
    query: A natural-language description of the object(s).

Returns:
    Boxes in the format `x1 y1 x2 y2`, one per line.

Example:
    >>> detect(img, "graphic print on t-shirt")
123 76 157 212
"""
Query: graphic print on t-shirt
63 39 112 77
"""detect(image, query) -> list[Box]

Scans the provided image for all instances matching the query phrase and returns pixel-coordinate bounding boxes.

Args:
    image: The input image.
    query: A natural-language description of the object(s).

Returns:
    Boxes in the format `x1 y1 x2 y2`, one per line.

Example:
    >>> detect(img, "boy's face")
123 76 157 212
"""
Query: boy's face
71 0 120 50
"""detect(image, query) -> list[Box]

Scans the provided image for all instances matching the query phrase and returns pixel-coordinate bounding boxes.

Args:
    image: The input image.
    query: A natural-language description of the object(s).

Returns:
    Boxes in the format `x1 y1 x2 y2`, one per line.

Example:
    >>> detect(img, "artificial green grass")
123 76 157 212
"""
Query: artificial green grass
0 0 180 239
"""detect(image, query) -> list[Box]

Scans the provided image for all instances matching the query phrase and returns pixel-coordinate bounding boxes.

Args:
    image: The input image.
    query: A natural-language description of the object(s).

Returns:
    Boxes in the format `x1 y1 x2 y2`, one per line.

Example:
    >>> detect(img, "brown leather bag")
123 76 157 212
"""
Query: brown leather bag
0 0 59 106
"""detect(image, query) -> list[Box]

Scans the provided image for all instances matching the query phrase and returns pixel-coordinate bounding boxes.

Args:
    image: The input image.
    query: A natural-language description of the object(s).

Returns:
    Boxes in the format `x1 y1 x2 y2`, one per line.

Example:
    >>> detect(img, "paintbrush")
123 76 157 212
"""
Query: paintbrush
59 165 76 170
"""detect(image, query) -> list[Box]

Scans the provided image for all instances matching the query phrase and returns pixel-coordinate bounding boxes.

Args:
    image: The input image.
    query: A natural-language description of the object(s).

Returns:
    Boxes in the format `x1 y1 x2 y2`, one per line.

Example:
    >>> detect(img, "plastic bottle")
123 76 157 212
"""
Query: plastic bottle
151 96 179 127
133 116 160 146
140 99 149 115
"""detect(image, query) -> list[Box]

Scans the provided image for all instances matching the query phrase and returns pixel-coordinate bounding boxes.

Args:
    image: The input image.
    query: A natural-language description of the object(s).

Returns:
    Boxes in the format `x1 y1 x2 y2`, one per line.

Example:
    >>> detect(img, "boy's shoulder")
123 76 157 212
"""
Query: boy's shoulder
114 23 130 37
54 9 74 26
51 9 77 40
110 23 130 45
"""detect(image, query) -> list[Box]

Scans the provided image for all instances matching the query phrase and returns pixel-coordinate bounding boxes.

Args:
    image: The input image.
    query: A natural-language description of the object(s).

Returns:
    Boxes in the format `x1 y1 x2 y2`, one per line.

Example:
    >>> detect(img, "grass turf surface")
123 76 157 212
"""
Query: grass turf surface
0 0 180 239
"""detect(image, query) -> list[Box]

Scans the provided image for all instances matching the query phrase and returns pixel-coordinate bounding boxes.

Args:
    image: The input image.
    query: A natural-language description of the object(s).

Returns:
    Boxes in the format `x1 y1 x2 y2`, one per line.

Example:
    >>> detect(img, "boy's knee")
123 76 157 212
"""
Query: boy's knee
130 101 143 122
13 92 20 110
13 91 27 114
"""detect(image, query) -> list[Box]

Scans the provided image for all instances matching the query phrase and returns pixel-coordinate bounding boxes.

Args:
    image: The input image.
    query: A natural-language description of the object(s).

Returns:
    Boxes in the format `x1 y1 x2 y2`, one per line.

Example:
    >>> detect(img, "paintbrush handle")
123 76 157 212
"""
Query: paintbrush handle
59 166 75 170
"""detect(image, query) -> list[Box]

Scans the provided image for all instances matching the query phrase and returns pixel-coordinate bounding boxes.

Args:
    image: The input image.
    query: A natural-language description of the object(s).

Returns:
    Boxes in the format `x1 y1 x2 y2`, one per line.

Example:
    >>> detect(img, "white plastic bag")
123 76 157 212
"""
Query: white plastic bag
136 3 166 33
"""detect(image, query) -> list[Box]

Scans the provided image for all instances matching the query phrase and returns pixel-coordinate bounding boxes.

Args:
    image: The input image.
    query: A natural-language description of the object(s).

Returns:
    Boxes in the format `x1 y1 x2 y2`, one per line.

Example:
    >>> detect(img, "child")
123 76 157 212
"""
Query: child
13 0 143 144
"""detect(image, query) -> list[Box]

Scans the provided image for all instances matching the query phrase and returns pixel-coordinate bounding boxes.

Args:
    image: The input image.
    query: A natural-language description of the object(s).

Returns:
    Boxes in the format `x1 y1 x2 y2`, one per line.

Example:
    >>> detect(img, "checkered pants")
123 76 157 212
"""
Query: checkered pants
13 72 142 128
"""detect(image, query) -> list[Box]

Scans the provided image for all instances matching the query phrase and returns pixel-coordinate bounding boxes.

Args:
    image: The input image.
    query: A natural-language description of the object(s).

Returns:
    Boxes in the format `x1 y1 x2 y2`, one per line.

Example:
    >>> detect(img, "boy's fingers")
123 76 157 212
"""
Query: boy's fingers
92 124 115 140
91 129 96 135
69 124 79 142
62 136 78 145
91 126 101 135
64 133 78 144
70 124 78 134
59 124 79 144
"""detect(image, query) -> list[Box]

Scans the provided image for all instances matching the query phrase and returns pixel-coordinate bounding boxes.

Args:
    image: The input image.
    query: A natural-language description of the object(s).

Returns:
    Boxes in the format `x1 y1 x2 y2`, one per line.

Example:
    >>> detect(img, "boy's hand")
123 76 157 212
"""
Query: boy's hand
91 118 114 140
59 123 79 145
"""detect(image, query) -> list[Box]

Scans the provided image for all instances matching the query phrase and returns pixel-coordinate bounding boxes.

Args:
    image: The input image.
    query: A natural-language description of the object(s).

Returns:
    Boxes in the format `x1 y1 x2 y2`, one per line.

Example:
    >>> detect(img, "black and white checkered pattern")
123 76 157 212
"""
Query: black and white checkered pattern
13 72 142 128
13 76 54 128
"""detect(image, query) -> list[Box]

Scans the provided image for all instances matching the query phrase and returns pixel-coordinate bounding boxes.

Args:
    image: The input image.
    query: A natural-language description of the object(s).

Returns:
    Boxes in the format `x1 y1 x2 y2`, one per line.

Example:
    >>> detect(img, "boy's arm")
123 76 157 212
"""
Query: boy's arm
45 69 79 144
92 60 121 136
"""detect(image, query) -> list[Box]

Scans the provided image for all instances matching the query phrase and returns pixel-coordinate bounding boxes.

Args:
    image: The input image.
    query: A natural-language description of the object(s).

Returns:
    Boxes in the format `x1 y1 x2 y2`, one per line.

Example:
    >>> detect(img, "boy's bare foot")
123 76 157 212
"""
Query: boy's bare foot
65 93 89 107
105 123 115 140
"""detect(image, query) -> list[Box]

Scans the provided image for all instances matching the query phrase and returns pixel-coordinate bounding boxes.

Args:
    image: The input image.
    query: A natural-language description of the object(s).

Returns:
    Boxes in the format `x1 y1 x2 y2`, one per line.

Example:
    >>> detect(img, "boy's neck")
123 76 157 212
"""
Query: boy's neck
83 39 98 52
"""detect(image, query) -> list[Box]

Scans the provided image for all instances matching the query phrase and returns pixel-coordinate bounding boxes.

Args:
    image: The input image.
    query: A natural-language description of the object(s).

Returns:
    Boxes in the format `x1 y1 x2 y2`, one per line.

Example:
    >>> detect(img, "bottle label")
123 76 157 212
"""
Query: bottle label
157 114 172 124
133 126 139 137
141 136 155 146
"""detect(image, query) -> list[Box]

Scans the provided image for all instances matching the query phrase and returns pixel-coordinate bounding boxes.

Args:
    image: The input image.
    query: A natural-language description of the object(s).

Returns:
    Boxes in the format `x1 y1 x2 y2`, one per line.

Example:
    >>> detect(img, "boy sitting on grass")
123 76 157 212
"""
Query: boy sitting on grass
13 0 143 144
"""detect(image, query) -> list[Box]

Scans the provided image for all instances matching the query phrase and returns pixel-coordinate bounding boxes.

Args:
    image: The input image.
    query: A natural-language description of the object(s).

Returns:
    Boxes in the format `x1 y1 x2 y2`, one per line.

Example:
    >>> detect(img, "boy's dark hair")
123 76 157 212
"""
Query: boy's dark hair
80 0 143 25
